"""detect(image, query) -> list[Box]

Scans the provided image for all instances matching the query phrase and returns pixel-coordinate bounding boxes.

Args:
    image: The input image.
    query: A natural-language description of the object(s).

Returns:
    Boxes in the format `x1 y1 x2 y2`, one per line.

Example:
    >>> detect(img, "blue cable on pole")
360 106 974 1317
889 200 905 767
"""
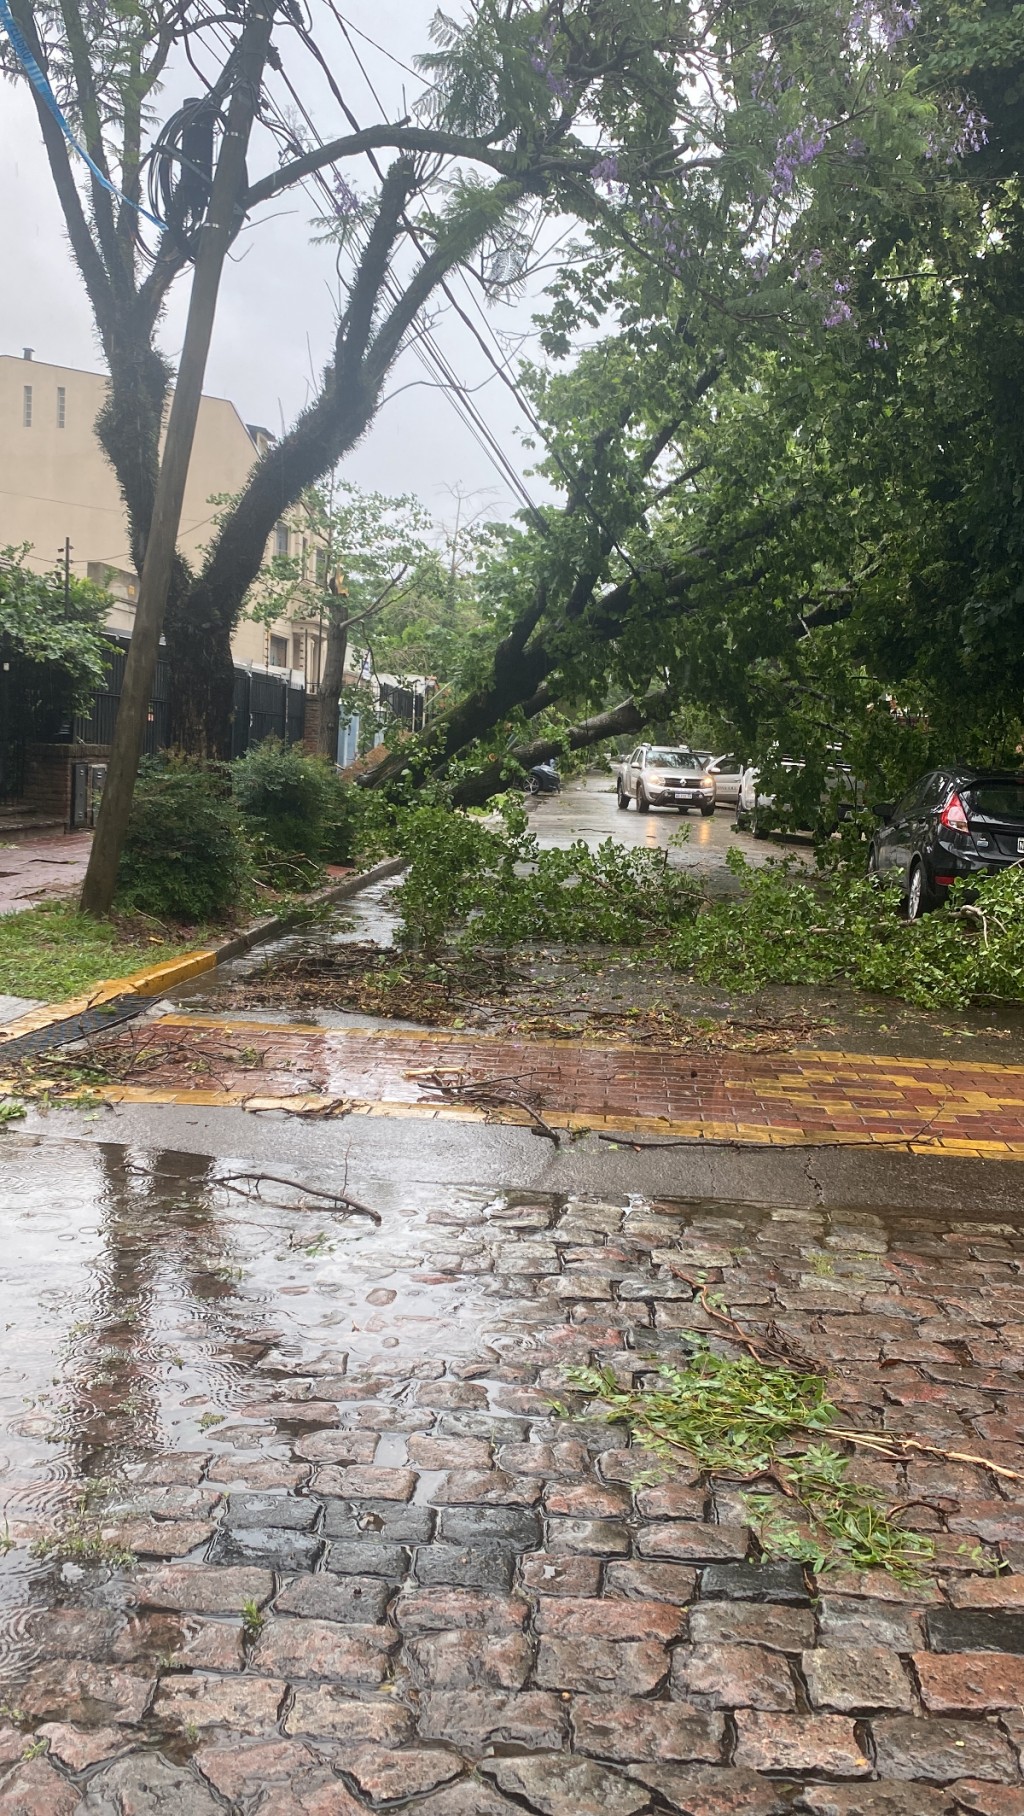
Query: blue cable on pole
0 0 166 231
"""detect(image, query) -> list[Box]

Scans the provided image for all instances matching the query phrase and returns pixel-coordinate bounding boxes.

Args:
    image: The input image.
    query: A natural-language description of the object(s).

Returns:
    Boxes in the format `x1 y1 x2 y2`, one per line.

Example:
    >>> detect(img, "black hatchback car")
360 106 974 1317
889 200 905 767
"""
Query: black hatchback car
868 769 1024 918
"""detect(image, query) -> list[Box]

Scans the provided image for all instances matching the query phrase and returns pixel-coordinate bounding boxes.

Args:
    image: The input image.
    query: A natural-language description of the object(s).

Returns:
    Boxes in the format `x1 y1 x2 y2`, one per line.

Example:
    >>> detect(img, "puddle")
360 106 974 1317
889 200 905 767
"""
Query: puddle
166 879 401 1023
0 1136 514 1642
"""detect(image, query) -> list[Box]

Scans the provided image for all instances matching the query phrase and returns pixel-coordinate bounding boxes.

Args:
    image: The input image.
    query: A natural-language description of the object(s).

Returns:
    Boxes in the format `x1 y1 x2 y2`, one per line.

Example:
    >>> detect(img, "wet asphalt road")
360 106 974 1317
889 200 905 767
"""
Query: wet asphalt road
527 774 807 895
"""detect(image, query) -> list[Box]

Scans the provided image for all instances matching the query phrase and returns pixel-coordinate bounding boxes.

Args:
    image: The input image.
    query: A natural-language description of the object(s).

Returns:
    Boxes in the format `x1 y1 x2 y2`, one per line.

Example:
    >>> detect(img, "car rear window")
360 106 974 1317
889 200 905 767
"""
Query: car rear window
964 781 1024 821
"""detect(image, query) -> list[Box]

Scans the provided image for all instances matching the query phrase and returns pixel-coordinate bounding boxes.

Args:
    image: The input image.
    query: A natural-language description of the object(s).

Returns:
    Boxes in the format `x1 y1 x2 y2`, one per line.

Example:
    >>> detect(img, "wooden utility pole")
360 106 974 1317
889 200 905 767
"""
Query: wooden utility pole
80 0 275 916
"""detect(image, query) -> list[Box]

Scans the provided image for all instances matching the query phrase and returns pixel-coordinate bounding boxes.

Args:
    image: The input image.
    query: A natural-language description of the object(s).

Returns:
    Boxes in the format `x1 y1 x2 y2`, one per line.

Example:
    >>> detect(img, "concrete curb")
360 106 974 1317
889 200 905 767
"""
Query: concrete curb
0 853 405 1051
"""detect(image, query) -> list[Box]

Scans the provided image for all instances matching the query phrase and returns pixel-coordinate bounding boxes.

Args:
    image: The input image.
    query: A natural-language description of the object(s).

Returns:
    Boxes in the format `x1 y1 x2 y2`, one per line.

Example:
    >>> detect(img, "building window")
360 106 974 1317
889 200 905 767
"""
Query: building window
314 548 327 583
292 633 305 670
268 634 288 666
274 521 289 558
56 386 66 429
22 386 32 427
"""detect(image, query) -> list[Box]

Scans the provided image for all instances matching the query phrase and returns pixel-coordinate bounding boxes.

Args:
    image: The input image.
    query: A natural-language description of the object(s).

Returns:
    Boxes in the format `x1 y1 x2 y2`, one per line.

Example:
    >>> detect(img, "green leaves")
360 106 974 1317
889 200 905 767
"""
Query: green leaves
391 801 701 954
0 546 109 704
572 1348 934 1577
670 852 1024 1010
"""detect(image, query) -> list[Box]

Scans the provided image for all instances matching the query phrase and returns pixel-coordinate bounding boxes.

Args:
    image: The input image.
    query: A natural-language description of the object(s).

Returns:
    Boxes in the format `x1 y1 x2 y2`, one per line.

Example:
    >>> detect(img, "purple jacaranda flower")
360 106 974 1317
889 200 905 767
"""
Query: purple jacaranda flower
772 120 830 195
925 96 989 162
332 173 360 217
590 155 620 190
823 279 855 327
849 0 918 46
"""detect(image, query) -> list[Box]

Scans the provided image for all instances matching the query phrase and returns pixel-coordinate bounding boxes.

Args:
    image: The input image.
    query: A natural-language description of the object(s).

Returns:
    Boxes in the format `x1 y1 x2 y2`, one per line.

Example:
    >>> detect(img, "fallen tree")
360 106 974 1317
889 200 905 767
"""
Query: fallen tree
451 687 675 805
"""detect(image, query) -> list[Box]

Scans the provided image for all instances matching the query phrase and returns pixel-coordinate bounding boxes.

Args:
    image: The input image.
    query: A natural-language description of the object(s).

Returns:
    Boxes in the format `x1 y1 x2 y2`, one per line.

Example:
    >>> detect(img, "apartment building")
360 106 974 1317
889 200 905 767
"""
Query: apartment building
0 350 322 677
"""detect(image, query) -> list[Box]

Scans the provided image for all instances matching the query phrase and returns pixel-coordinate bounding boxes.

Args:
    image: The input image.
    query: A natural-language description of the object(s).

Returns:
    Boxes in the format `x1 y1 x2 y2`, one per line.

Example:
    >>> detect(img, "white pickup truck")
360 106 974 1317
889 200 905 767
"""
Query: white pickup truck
616 744 716 815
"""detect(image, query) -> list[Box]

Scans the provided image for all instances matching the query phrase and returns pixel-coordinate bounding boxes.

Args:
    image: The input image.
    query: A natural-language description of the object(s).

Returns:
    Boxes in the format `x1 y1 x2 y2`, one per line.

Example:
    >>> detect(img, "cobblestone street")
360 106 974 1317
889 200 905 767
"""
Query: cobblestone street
4 1140 1024 1812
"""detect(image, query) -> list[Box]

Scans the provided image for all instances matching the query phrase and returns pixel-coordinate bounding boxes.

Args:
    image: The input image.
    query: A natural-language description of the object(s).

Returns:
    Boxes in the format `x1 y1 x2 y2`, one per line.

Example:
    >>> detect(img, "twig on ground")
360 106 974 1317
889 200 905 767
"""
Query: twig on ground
215 1171 380 1222
411 1066 562 1145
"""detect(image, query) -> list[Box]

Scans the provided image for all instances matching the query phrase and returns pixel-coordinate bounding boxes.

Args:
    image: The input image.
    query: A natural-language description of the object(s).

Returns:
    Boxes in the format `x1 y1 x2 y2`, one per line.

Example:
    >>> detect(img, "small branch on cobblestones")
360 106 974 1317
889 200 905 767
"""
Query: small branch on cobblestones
822 1427 1024 1483
215 1171 381 1223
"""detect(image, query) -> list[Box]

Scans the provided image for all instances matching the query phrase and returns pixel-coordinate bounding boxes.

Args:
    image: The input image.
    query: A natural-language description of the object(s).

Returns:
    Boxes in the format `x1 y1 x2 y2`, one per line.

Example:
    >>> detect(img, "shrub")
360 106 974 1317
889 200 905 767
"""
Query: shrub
232 738 357 865
117 757 251 924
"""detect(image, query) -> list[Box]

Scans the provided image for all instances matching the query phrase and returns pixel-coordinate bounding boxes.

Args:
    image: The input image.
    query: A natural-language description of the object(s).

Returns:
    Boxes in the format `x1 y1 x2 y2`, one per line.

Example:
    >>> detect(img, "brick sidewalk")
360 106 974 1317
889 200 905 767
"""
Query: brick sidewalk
0 831 92 917
54 1012 1024 1159
4 1186 1024 1811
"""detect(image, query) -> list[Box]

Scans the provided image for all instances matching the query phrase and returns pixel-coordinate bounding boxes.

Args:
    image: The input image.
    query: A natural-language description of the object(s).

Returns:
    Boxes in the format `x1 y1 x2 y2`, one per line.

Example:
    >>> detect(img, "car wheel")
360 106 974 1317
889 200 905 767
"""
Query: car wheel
616 782 629 810
905 858 934 921
701 804 715 818
676 805 689 814
637 785 650 813
751 817 768 840
528 775 541 795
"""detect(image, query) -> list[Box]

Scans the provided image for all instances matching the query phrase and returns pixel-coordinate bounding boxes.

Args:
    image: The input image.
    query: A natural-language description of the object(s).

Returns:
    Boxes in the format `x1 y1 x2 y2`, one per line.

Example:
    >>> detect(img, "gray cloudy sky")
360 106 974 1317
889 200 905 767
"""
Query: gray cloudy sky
0 0 552 526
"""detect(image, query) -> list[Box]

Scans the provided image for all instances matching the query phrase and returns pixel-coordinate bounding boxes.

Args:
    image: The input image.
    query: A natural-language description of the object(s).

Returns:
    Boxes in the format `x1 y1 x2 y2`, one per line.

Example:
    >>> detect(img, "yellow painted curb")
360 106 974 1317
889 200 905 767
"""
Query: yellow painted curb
1 1079 1020 1161
0 950 216 1044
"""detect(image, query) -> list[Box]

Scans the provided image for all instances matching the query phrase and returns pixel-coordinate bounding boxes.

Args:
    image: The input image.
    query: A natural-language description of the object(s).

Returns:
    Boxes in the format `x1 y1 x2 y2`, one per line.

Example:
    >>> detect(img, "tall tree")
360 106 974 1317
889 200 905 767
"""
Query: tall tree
6 0 719 757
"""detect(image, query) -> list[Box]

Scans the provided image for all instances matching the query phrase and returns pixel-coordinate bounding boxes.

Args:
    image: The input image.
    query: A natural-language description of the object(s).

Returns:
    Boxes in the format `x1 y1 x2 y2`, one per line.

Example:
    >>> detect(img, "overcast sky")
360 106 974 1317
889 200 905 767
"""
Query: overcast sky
0 1 555 530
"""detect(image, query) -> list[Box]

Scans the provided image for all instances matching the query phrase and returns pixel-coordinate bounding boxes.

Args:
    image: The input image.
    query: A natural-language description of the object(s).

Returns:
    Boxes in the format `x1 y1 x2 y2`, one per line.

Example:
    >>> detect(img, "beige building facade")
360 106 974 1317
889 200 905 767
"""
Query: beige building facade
0 350 322 677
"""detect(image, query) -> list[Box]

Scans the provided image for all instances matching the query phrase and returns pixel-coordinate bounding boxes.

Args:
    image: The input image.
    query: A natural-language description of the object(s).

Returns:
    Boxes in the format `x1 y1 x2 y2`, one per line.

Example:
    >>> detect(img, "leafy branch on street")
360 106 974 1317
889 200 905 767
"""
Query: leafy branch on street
571 1349 938 1579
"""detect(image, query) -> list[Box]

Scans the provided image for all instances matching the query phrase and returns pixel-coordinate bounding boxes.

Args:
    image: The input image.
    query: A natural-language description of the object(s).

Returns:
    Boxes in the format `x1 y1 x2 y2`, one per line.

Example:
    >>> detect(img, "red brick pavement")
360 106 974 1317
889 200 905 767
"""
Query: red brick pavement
87 1015 1024 1156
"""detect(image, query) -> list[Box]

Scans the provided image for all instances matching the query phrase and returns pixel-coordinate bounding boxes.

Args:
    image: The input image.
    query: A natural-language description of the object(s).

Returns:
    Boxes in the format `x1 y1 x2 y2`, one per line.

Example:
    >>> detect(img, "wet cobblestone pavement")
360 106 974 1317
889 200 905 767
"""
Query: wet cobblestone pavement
4 1139 1024 1810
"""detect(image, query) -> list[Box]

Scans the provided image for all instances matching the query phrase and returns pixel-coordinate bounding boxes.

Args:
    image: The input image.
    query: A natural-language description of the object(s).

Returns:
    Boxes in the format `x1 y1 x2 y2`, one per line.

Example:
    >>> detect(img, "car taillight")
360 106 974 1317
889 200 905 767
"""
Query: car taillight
940 792 969 833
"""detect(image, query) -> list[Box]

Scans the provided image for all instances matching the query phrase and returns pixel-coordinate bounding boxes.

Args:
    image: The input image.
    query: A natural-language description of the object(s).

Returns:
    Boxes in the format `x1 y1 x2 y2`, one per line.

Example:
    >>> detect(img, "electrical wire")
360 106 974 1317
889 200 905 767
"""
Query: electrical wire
248 15 547 521
0 0 166 229
322 3 646 576
180 0 543 518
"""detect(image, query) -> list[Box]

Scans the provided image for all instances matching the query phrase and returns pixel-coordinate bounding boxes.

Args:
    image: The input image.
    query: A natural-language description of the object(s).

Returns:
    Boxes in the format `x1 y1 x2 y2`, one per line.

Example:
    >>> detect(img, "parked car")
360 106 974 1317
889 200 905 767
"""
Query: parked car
526 761 561 795
704 754 745 809
617 744 716 814
868 768 1024 918
736 758 856 836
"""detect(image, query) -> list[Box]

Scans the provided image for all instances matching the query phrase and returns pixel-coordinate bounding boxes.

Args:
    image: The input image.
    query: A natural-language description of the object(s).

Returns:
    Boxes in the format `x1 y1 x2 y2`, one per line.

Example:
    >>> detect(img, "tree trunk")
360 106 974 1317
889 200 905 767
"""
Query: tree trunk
80 2 274 914
316 588 350 763
164 572 239 756
451 688 674 806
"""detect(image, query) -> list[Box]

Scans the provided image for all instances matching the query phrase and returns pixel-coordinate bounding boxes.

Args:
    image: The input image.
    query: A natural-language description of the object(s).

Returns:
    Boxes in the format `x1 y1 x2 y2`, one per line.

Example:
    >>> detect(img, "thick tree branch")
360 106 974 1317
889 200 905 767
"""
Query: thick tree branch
451 687 676 806
11 0 116 339
245 123 583 212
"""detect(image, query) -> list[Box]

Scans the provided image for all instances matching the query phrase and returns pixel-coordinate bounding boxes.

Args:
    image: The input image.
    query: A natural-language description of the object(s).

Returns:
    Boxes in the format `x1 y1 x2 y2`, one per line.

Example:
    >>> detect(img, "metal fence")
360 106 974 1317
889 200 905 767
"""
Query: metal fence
0 643 76 803
72 639 171 754
3 635 306 804
231 666 306 758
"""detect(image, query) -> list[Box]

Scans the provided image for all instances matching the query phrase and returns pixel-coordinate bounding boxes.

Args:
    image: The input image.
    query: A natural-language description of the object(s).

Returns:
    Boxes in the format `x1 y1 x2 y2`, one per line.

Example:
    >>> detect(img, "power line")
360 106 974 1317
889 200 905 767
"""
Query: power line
319 5 646 577
182 1 544 521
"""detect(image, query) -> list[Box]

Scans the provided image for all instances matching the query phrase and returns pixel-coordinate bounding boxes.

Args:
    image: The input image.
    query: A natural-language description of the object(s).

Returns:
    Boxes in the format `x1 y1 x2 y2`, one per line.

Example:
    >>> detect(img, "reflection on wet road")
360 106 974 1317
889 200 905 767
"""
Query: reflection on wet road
528 774 808 895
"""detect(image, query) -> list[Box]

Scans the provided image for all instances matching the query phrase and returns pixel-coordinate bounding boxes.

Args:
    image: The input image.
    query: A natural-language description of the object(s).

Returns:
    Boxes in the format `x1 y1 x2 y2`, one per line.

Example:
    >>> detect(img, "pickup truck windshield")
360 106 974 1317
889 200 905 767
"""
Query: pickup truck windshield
647 749 697 769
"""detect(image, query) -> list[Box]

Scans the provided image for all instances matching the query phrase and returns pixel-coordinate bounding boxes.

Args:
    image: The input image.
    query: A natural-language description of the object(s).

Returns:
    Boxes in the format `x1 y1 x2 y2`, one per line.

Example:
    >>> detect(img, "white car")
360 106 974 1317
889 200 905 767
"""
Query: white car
704 754 745 809
736 759 857 835
616 744 716 814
